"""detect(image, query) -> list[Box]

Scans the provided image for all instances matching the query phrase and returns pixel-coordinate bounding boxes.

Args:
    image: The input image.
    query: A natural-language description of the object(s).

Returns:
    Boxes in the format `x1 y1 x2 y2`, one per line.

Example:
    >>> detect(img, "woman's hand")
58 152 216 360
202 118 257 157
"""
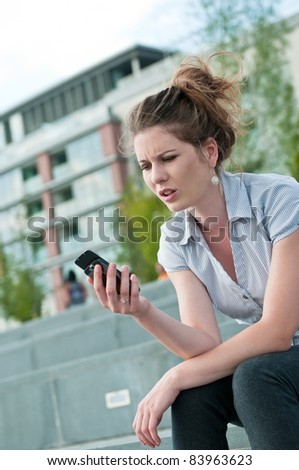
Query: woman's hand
133 369 181 448
88 262 150 317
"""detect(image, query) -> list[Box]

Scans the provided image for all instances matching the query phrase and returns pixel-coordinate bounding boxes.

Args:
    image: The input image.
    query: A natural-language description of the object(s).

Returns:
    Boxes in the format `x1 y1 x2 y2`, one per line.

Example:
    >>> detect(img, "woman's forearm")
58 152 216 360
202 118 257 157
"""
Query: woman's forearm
133 302 221 359
169 319 290 391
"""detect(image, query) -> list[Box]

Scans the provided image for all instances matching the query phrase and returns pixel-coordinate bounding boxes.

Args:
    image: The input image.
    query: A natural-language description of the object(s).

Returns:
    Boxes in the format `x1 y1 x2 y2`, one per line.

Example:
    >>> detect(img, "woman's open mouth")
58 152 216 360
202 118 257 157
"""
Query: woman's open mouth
159 188 177 202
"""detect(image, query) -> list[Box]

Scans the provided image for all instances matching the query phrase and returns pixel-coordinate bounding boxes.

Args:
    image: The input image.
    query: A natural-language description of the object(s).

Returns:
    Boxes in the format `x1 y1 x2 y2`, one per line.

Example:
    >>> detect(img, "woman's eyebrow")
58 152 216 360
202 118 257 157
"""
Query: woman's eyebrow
137 150 177 163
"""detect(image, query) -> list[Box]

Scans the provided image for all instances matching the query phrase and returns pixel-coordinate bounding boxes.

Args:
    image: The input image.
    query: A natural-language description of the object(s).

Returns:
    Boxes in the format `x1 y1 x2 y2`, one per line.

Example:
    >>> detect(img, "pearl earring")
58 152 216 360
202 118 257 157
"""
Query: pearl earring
211 171 219 185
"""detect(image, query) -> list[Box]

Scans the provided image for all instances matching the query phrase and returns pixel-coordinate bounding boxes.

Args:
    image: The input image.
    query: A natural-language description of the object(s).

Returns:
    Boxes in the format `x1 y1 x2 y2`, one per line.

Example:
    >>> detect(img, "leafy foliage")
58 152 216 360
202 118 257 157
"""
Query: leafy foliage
115 177 171 283
0 247 44 322
189 0 299 175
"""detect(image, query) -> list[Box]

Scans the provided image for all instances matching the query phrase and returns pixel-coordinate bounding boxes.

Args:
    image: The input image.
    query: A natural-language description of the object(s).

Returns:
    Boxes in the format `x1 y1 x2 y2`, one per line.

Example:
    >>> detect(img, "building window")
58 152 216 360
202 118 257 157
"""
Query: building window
51 150 67 167
28 232 47 263
0 169 23 208
72 167 114 209
52 186 73 205
23 109 36 133
58 218 80 254
91 75 105 100
51 149 68 179
110 61 132 89
22 163 38 181
27 199 43 217
66 132 103 171
3 120 12 144
22 162 43 194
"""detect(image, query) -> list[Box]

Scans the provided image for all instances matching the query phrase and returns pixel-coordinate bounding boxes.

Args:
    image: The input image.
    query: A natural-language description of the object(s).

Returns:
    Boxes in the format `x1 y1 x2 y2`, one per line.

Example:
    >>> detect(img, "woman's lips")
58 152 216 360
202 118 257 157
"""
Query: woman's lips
158 188 177 202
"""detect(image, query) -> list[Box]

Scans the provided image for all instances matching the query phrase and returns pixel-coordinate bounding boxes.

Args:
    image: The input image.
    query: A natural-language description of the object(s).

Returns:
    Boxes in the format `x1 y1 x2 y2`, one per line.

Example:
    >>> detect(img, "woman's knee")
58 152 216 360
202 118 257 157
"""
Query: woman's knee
172 376 235 421
232 353 281 414
233 355 267 394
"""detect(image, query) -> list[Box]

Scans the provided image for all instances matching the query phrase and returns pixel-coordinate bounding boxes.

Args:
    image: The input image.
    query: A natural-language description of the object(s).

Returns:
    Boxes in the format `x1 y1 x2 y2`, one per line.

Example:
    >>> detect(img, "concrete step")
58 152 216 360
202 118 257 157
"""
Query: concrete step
0 310 245 381
63 426 251 450
0 277 249 450
0 293 179 380
0 277 246 381
0 341 180 450
0 337 251 450
0 280 177 346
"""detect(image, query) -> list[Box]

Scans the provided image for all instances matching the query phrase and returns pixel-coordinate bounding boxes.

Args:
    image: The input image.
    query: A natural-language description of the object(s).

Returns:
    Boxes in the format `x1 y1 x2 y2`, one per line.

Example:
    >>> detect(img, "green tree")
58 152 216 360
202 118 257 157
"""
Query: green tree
0 247 44 322
188 0 299 175
115 177 171 283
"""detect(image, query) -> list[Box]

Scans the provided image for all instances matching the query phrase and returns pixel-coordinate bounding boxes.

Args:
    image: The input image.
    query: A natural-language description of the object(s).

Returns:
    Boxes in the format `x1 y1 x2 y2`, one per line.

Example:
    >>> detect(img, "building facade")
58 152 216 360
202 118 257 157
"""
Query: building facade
0 45 176 315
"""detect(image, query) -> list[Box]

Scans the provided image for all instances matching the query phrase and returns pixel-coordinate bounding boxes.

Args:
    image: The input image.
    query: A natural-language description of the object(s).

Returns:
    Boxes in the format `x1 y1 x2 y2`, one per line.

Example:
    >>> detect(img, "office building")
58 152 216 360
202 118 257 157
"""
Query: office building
0 45 175 315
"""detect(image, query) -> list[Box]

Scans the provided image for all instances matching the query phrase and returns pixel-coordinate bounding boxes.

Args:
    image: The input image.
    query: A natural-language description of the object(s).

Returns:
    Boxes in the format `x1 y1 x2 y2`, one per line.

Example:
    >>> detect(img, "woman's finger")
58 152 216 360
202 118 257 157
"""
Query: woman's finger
119 265 130 308
133 400 160 448
93 264 109 305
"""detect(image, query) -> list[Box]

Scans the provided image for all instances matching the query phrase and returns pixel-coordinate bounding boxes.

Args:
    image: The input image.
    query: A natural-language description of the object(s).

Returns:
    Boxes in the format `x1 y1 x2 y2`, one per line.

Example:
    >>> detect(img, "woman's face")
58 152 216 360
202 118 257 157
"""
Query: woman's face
134 126 218 213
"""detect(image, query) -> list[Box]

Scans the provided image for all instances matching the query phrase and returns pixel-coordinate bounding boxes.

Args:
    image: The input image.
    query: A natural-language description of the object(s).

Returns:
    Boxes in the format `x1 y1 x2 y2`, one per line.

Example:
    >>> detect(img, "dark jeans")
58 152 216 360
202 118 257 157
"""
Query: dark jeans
171 346 299 450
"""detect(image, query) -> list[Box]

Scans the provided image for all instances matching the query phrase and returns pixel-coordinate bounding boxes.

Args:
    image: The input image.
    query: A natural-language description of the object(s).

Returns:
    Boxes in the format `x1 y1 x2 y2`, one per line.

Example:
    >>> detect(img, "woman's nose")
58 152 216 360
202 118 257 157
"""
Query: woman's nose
151 165 167 184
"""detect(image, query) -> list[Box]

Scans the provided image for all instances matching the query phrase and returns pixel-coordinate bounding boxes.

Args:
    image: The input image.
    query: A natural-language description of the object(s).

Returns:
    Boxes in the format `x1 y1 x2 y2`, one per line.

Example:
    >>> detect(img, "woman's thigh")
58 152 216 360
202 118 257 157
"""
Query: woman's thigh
171 375 239 449
233 345 299 449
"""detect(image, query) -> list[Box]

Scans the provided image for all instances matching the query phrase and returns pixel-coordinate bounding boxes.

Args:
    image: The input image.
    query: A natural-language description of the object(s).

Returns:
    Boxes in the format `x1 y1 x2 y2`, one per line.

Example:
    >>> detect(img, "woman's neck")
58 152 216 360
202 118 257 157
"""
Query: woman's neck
188 182 228 234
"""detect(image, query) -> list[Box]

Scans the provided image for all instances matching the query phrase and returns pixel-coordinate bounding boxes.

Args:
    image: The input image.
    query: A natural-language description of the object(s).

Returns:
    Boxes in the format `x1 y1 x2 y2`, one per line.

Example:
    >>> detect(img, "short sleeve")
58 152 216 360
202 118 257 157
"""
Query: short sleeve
157 221 189 272
262 176 299 244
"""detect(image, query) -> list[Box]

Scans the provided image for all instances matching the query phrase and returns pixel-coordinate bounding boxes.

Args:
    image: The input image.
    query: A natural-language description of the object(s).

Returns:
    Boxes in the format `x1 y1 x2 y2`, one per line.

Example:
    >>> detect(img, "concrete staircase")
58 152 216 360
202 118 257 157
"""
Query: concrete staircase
0 279 250 450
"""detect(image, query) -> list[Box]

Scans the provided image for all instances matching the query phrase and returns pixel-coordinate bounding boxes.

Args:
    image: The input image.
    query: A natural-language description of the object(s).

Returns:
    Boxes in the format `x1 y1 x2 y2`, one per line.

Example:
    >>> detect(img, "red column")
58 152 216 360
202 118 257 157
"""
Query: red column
99 120 128 193
36 152 64 312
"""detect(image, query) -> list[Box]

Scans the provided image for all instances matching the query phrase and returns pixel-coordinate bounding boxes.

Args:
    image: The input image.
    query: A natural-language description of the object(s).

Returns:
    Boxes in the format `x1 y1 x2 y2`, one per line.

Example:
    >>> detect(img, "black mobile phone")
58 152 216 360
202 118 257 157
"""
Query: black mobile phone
74 250 124 295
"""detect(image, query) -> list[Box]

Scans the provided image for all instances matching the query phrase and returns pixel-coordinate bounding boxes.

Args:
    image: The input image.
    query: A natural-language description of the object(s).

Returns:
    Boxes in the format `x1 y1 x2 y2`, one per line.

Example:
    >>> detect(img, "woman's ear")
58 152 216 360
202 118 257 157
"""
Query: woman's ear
201 137 219 168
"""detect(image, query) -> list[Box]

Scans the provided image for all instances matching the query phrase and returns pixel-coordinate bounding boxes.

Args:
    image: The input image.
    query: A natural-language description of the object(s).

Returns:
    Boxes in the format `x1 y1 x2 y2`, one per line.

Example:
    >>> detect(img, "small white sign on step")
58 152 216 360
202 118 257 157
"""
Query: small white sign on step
105 389 131 409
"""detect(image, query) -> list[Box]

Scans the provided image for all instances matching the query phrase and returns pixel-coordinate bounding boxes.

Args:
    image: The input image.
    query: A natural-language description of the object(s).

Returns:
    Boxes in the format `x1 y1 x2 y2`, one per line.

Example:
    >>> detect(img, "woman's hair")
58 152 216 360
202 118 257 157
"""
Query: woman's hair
127 52 244 171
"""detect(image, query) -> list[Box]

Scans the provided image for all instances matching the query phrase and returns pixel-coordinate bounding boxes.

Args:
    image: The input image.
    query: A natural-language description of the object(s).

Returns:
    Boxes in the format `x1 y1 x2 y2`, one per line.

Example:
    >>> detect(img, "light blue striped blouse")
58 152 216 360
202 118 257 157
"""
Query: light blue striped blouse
158 171 299 342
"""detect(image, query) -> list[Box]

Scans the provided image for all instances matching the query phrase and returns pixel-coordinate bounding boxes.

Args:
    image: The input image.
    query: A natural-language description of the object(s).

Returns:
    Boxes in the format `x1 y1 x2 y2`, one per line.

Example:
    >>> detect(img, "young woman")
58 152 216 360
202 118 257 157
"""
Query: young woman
90 54 299 450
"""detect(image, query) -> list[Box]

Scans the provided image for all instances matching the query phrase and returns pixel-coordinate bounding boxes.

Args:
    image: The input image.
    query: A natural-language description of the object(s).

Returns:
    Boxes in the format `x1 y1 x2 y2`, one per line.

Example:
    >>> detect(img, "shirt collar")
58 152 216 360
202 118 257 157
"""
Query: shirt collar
221 171 253 220
178 171 253 246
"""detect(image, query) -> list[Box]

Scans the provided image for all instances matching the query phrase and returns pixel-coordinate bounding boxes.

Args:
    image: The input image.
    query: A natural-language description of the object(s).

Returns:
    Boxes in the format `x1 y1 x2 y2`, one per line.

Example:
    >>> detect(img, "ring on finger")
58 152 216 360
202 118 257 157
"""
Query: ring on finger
120 298 129 304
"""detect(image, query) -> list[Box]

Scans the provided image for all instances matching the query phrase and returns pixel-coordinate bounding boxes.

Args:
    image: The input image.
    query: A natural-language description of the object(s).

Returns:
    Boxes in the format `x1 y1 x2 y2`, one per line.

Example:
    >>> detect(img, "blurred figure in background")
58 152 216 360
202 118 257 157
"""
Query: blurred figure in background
63 270 87 308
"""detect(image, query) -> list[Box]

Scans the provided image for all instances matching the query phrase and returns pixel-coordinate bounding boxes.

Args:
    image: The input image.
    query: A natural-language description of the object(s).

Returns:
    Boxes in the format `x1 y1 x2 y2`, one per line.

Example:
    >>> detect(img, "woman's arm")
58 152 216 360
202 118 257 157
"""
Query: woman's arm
91 264 222 359
134 269 222 358
175 228 299 385
133 229 299 447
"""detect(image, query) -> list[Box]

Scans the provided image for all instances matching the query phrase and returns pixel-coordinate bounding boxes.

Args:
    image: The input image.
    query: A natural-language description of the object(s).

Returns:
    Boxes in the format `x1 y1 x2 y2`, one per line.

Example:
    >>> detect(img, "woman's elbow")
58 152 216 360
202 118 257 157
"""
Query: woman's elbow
266 327 295 352
180 336 221 360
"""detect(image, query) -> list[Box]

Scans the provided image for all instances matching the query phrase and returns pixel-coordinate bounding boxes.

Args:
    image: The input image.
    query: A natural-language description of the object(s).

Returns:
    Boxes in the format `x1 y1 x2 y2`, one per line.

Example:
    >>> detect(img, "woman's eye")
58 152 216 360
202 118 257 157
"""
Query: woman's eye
162 155 176 162
140 165 150 171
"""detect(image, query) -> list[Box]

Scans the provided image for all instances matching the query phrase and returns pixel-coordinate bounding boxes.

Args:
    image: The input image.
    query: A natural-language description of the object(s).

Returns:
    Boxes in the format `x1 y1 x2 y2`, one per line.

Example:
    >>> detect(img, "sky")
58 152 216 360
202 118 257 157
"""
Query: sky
0 0 298 114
